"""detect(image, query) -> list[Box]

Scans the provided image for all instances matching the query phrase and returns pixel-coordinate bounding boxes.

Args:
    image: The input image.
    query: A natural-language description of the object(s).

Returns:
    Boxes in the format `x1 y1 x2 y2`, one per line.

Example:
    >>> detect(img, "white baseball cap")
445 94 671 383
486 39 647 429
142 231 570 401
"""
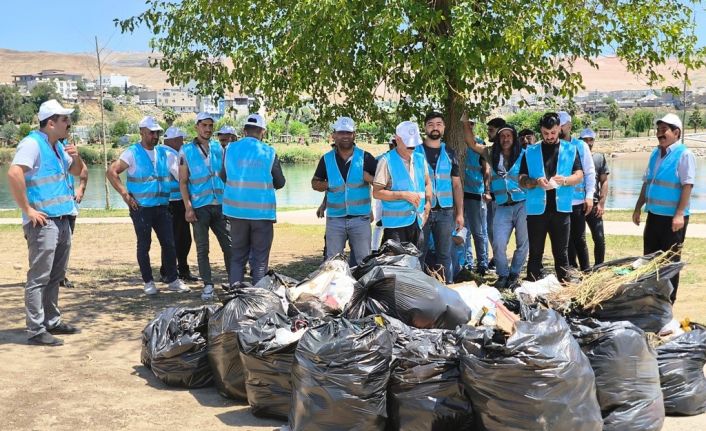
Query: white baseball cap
195 112 215 124
216 125 236 136
579 128 596 139
138 116 163 132
333 116 356 132
655 113 682 131
244 113 267 130
395 121 423 148
38 99 74 122
164 126 186 139
558 111 571 126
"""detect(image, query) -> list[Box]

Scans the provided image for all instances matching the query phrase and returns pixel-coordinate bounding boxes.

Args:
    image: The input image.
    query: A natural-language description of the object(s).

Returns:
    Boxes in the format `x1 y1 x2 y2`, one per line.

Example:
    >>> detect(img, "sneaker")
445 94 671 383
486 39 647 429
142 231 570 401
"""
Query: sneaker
144 281 158 295
48 322 81 335
494 276 509 289
201 284 215 301
167 279 191 293
28 332 64 346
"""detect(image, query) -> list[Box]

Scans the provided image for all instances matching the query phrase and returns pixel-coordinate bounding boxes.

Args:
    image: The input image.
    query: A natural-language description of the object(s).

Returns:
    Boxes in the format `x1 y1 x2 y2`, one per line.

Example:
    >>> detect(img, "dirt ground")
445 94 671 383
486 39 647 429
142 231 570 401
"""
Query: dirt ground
1 223 705 431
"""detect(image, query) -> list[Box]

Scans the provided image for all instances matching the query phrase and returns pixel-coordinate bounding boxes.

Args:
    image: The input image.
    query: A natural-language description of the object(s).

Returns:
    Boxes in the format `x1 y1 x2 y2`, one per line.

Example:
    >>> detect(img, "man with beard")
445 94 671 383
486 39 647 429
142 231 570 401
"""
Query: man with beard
216 125 237 150
579 128 608 266
373 121 432 249
519 128 537 148
7 100 86 345
464 121 529 289
518 112 584 283
312 117 377 265
559 112 596 273
107 116 190 296
180 112 232 300
414 112 464 282
483 117 506 272
633 113 695 303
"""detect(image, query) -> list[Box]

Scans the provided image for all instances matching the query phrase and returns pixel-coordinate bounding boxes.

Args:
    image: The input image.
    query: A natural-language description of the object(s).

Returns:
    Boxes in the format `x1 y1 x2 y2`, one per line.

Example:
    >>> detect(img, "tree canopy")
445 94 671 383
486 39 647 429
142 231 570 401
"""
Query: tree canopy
118 0 705 151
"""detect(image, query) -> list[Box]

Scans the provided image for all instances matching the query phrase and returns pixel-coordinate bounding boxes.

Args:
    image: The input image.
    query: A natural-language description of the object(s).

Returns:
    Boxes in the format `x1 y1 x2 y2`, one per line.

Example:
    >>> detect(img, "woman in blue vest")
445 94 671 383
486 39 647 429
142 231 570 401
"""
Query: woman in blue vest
107 116 190 296
7 99 85 345
518 112 584 283
465 122 529 289
312 116 377 266
223 113 286 285
372 121 432 249
179 113 231 300
632 113 695 303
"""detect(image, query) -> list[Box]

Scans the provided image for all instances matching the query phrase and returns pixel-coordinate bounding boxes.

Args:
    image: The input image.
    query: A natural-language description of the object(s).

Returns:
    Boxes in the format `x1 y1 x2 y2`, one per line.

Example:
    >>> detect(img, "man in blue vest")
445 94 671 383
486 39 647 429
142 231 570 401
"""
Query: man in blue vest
312 116 377 265
484 117 506 272
180 112 232 300
633 113 695 303
223 113 286 285
7 99 86 345
216 125 237 150
559 111 596 273
464 121 529 289
107 116 190 296
580 128 609 266
415 112 464 283
159 126 198 282
372 120 432 249
518 112 584 283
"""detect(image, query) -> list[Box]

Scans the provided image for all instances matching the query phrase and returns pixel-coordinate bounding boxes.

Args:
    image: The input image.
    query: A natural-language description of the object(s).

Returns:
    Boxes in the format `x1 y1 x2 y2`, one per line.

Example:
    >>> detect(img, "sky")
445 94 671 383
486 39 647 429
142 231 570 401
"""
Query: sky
0 1 704 54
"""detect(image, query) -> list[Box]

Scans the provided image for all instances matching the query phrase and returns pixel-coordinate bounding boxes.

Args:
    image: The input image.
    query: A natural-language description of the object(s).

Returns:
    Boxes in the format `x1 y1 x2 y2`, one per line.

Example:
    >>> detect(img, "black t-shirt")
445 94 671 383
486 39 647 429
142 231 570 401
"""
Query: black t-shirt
313 149 377 181
421 144 460 177
519 142 582 212
592 152 609 201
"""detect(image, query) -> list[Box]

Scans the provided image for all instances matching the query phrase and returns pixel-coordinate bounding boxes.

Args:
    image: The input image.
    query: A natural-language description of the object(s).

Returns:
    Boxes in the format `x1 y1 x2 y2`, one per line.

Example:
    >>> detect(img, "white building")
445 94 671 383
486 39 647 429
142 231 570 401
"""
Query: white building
156 88 198 113
13 69 83 101
98 74 131 89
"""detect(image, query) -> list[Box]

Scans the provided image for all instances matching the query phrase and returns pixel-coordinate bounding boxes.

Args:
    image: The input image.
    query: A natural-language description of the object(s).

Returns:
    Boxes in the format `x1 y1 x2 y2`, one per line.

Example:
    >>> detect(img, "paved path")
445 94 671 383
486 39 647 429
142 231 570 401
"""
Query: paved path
1 209 705 238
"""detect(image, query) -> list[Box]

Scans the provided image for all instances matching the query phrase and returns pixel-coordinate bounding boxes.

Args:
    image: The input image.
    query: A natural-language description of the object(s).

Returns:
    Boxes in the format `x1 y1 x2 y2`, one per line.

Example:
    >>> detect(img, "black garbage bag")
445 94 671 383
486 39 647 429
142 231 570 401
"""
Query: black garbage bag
587 254 682 333
344 266 471 329
352 240 422 279
289 316 394 431
207 287 285 400
657 323 706 416
388 328 474 431
141 305 218 388
570 318 664 431
459 308 603 431
238 312 317 420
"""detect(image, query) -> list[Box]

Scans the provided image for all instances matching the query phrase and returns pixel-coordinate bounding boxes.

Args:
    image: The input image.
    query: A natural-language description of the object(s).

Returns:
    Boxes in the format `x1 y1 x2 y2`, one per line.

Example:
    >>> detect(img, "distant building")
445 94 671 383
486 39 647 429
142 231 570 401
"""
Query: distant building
12 69 83 101
157 88 198 113
98 74 131 89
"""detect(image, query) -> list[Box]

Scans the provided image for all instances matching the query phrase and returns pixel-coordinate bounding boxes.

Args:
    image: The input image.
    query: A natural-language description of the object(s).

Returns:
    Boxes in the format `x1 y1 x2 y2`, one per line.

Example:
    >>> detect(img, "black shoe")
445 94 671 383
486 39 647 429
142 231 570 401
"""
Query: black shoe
61 278 74 288
476 266 489 277
507 273 520 290
48 322 81 335
179 273 201 282
28 332 64 346
488 258 496 271
494 276 509 289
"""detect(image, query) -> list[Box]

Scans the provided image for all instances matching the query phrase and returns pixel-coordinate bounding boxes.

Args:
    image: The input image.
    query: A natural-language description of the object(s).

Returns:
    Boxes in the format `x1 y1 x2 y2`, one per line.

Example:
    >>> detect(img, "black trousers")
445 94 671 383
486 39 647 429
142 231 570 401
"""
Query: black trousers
644 212 689 303
228 217 274 285
568 204 591 271
160 200 192 276
527 210 571 282
381 222 423 251
585 204 606 265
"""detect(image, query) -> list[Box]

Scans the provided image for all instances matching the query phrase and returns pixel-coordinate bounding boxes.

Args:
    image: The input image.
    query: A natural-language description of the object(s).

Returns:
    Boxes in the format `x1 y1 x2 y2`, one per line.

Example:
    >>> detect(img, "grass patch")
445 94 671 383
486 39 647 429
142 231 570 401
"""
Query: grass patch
603 209 706 224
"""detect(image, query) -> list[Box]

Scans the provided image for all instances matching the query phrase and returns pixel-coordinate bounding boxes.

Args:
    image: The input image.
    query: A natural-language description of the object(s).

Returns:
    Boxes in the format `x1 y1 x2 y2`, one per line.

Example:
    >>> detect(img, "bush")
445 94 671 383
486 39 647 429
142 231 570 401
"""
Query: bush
103 99 115 112
506 110 544 133
111 120 130 139
289 120 309 137
18 123 32 138
276 145 323 164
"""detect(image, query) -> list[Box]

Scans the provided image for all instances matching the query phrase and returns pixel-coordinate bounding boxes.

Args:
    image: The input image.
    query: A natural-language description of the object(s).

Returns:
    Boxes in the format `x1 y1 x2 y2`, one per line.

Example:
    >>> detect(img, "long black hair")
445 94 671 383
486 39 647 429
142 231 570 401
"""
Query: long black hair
491 124 522 173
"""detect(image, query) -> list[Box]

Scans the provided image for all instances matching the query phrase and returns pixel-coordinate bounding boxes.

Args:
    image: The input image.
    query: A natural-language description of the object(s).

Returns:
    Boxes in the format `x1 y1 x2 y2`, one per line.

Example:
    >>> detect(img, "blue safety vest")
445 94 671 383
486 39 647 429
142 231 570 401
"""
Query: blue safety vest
525 140 576 215
161 145 181 201
125 143 170 207
417 143 453 208
464 148 484 195
181 139 224 208
569 137 587 201
23 131 75 217
324 147 371 217
645 143 690 217
381 150 426 228
491 149 527 205
222 136 277 221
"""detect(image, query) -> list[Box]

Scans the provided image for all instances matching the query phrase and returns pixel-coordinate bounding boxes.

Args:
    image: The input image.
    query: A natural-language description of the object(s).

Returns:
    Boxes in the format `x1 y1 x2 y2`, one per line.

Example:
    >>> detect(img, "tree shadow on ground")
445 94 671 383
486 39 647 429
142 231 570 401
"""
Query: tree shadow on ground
270 254 323 280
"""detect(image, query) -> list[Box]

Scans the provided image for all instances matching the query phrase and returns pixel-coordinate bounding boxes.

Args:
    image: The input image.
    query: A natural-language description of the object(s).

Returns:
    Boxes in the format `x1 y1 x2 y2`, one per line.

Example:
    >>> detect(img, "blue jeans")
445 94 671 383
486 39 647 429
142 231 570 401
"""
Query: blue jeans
492 201 529 277
129 205 177 283
463 198 488 270
420 207 455 283
487 200 495 261
325 215 372 266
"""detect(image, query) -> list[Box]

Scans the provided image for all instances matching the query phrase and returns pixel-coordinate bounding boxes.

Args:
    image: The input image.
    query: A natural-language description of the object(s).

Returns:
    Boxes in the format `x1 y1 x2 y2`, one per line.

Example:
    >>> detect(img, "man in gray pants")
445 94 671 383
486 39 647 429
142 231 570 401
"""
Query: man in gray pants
6 99 86 346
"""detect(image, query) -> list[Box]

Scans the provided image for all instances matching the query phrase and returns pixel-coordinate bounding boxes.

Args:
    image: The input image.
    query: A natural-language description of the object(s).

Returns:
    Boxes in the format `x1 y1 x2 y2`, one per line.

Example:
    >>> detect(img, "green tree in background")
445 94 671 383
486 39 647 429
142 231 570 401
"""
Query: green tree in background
111 120 130 139
0 85 23 124
29 82 61 110
688 106 702 133
76 79 87 92
607 101 620 139
17 104 36 124
103 99 115 112
163 108 178 126
631 110 655 136
507 110 544 133
0 122 19 144
118 1 705 156
18 123 32 138
108 87 122 98
70 104 81 124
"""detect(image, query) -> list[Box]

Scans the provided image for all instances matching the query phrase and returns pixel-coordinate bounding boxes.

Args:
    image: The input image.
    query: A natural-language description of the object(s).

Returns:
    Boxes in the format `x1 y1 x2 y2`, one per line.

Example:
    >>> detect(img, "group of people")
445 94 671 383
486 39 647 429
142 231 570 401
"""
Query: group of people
8 98 695 346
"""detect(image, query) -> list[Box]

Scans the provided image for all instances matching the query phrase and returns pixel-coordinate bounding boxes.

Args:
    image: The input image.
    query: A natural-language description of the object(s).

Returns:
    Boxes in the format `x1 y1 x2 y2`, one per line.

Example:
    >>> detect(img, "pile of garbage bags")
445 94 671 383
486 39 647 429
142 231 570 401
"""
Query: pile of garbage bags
137 245 706 429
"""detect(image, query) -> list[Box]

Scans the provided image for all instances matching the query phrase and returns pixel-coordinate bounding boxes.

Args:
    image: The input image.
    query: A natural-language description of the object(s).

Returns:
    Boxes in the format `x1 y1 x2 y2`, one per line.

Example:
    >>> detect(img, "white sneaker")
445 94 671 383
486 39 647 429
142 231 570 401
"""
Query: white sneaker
201 284 215 301
167 279 191 293
144 281 158 295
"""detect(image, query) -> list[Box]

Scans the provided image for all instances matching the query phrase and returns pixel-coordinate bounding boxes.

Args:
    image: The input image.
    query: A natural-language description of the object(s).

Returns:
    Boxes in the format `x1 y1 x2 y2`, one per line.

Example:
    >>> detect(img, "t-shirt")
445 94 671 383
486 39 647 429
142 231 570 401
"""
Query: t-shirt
179 140 212 170
464 146 489 201
12 132 74 224
519 142 582 212
421 144 460 177
120 145 179 183
313 149 377 181
373 153 430 190
641 142 696 186
592 152 609 201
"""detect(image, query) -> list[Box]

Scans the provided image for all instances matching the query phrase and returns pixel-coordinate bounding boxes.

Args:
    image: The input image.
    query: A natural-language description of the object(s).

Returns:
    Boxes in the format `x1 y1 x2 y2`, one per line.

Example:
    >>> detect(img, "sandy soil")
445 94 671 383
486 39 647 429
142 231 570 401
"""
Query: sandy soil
0 223 705 431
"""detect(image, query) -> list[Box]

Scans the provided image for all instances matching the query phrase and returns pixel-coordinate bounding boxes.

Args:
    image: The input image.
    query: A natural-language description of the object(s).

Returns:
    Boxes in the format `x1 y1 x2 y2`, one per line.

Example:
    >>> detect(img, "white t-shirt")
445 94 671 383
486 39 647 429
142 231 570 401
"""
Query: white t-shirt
179 142 211 170
119 145 179 179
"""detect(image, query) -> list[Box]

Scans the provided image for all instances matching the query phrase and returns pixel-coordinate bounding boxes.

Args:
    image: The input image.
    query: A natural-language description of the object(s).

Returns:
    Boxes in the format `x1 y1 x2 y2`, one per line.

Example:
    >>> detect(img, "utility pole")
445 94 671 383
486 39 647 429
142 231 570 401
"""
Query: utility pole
95 36 111 209
682 68 688 137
